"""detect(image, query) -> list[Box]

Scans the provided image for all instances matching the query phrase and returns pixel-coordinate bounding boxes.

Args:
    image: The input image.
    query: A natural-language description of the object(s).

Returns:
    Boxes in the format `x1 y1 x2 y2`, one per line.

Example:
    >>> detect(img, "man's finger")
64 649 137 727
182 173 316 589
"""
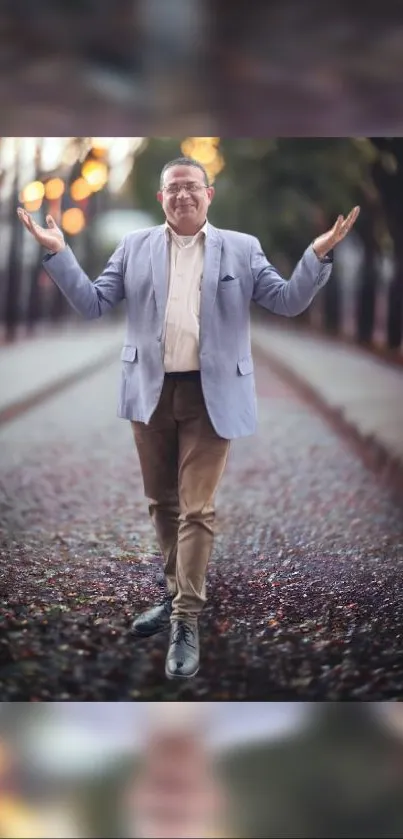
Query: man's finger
20 209 32 226
343 206 360 230
340 207 360 237
350 205 360 224
331 216 344 240
17 208 29 226
25 215 45 242
23 214 35 234
17 209 29 230
344 208 357 227
25 215 38 235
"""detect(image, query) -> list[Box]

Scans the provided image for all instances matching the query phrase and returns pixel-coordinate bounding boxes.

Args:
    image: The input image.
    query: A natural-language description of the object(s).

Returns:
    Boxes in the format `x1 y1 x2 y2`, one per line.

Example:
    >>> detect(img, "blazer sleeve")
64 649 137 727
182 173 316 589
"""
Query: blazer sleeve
42 237 126 320
250 236 333 316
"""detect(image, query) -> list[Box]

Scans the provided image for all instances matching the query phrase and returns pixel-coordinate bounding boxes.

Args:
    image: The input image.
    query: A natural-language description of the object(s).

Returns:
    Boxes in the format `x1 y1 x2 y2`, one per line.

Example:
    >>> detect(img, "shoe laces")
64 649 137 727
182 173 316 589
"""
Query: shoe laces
172 622 196 648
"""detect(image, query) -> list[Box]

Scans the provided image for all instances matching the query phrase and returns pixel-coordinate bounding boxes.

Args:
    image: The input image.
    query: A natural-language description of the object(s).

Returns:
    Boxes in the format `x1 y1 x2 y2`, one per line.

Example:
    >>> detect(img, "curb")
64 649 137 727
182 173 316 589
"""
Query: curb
251 338 403 502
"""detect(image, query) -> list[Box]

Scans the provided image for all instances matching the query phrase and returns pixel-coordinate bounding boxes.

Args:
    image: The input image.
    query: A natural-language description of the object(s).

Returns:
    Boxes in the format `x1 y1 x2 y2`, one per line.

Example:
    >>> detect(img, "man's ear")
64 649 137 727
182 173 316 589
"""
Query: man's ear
156 191 163 204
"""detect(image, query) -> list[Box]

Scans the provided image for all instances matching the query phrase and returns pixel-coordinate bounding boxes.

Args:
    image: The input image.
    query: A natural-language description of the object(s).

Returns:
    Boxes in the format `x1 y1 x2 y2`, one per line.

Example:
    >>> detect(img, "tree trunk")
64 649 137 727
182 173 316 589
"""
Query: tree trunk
387 246 403 348
355 204 379 345
4 144 24 341
322 258 341 335
370 139 403 349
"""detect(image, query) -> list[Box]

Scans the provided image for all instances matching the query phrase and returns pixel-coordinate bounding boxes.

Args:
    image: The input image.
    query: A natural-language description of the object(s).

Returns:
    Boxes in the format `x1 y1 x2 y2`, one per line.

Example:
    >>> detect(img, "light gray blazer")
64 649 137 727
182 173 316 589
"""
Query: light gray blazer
43 223 332 439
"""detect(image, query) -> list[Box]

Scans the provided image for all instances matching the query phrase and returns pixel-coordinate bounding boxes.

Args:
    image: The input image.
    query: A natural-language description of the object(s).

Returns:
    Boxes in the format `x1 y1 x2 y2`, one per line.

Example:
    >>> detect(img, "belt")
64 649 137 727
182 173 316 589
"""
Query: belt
165 370 201 380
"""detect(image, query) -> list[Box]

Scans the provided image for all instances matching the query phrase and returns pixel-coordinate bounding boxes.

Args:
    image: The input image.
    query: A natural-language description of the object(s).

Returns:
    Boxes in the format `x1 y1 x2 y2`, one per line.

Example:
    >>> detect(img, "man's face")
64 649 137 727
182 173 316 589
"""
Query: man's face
128 732 226 838
157 164 214 233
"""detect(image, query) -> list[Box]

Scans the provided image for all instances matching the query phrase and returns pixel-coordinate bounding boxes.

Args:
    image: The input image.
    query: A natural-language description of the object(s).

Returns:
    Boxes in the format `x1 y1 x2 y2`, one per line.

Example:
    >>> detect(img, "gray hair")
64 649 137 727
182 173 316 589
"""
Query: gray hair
160 157 209 189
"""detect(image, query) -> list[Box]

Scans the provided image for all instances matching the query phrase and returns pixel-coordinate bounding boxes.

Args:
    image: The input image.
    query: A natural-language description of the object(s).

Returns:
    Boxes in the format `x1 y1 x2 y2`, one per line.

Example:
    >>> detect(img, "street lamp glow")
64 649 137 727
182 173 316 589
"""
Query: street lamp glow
91 137 115 154
70 177 92 201
61 208 85 235
20 180 45 203
41 138 71 171
180 138 225 183
44 178 65 200
24 198 43 213
81 160 108 191
181 137 220 165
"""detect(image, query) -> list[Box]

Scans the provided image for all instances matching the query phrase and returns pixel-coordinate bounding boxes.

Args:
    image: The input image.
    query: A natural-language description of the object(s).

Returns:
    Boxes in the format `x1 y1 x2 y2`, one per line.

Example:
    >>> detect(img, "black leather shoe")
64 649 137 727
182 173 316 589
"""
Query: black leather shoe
165 620 199 679
131 596 173 637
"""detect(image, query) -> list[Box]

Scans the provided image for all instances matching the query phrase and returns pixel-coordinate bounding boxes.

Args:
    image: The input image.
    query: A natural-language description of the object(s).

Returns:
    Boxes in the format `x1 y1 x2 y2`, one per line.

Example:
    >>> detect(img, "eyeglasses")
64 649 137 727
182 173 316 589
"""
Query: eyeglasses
162 183 207 195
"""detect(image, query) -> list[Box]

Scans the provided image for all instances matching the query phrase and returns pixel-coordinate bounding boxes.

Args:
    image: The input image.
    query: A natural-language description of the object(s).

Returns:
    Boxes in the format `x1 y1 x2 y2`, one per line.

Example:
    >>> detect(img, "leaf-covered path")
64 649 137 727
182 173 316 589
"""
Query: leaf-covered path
1 351 403 700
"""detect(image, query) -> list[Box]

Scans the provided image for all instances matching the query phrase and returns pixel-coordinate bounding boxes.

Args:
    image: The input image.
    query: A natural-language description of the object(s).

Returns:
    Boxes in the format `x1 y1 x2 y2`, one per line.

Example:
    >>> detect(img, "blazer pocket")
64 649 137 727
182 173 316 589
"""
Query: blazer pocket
237 355 254 375
219 275 241 287
121 345 138 362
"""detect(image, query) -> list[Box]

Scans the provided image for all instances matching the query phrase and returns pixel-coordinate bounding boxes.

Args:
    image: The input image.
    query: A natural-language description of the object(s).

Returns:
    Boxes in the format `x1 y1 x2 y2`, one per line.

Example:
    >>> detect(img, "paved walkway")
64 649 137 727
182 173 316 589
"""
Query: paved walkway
1 316 403 467
251 320 403 466
0 319 123 423
2 315 403 700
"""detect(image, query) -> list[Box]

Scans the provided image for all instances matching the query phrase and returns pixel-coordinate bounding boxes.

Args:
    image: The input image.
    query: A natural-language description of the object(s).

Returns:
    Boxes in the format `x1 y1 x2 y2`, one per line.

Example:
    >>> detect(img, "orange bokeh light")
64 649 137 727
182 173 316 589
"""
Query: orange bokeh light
23 198 43 212
20 180 45 203
81 159 108 192
70 177 92 201
180 138 224 183
44 178 65 200
61 207 85 235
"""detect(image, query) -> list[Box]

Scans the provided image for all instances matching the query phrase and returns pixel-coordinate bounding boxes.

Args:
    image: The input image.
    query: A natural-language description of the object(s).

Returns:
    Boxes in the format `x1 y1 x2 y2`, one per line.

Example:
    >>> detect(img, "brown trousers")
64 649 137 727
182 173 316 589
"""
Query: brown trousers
131 373 230 623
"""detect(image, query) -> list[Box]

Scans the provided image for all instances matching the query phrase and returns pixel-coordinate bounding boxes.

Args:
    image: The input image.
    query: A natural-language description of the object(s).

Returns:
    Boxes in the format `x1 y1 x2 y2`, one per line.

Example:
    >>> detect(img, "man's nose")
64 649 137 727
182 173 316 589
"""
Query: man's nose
176 186 189 196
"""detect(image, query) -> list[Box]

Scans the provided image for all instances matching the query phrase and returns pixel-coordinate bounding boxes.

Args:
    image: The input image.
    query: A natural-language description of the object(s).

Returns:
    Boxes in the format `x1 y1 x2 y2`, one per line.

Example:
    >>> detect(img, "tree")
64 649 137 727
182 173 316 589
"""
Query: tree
132 137 399 348
369 138 403 348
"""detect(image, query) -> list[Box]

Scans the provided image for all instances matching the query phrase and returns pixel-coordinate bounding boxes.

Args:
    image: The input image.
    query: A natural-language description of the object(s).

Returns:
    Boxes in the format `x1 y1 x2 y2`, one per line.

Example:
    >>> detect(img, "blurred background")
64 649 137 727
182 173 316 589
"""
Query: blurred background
1 136 402 355
1 137 403 705
2 701 403 837
1 0 403 135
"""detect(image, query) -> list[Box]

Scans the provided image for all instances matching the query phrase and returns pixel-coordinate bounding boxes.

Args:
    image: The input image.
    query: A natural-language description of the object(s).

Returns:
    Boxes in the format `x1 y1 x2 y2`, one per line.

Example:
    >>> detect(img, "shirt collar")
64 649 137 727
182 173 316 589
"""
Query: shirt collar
164 219 208 243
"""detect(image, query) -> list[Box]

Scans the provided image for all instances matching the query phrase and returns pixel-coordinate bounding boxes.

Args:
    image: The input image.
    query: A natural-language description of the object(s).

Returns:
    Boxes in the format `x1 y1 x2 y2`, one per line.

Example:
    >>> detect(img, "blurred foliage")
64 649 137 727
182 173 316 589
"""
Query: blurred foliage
47 705 403 838
133 138 389 263
132 137 403 346
218 704 403 838
3 704 403 838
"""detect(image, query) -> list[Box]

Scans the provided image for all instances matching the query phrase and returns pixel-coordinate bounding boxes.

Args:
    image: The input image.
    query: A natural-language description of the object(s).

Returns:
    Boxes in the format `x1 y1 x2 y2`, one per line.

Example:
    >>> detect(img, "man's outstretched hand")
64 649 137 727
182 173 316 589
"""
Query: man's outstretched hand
17 208 66 253
312 206 360 259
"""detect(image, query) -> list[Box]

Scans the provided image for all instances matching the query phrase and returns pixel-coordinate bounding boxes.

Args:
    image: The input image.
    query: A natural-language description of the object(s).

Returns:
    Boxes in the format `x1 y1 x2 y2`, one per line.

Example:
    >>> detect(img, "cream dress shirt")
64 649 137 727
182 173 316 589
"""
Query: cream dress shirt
163 220 208 372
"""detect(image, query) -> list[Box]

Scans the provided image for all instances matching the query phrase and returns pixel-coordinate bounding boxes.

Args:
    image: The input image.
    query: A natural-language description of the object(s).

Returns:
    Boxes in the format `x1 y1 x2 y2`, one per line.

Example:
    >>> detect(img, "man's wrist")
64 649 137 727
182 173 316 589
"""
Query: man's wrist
46 243 66 255
312 243 333 263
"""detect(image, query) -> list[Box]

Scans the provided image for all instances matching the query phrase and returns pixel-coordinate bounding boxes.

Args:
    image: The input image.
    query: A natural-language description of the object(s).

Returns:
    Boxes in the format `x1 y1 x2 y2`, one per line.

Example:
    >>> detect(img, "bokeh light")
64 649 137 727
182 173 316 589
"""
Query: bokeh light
81 160 108 192
44 178 65 201
70 178 92 202
61 208 85 235
19 181 45 203
22 200 43 213
180 138 225 183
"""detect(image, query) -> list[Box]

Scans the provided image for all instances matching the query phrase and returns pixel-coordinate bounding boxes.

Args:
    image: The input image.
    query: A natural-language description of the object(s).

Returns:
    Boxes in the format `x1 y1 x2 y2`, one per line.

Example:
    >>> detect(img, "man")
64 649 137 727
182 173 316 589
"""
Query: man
17 156 359 681
127 702 403 839
125 705 228 838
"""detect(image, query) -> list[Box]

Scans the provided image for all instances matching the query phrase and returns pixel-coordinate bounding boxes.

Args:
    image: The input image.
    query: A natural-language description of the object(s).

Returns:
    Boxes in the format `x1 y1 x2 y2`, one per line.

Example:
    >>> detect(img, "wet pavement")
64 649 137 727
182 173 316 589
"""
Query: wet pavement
1 348 403 700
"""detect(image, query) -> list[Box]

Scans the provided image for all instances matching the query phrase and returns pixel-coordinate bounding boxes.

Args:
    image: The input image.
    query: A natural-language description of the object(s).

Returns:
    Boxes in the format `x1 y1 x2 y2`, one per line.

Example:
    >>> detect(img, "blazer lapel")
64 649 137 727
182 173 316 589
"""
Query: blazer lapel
150 225 168 329
200 224 222 335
